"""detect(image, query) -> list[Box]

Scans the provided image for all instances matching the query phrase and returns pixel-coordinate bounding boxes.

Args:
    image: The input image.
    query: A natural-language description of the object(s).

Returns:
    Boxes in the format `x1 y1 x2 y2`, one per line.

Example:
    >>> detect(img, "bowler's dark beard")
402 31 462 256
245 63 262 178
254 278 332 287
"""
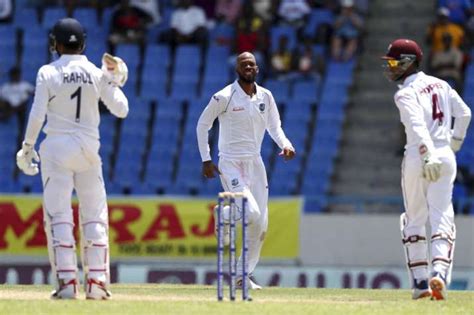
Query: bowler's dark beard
238 73 256 84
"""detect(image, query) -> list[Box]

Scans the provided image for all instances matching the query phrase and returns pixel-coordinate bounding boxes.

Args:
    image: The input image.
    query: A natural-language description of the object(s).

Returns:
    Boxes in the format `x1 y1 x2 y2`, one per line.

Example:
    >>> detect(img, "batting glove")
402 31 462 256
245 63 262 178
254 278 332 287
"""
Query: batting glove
422 155 442 182
450 136 463 153
101 53 128 87
16 142 40 176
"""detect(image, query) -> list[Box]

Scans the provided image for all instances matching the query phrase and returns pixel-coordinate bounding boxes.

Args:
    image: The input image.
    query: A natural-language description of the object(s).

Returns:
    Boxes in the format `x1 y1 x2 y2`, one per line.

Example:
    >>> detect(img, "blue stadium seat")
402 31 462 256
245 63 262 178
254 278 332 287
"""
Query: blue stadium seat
142 60 169 80
73 8 99 30
0 175 19 193
264 79 290 103
173 63 200 84
0 25 16 46
270 178 297 195
317 104 345 122
188 99 208 116
314 119 342 138
453 183 467 200
21 28 48 47
203 62 229 82
326 60 356 76
0 43 16 72
159 5 174 28
140 76 168 100
144 44 171 68
17 173 43 193
155 98 183 120
173 148 203 194
115 44 141 69
174 44 201 69
270 25 297 52
312 44 327 59
0 151 15 174
320 83 349 104
42 7 68 30
127 98 151 119
21 41 49 67
292 80 320 102
169 81 198 101
209 23 235 46
203 45 230 81
144 159 174 191
85 28 108 46
303 9 334 38
100 7 114 29
152 120 180 139
206 45 230 63
200 178 222 196
200 80 226 100
301 173 330 196
274 155 302 172
84 40 107 66
303 195 328 213
284 100 313 121
14 8 40 28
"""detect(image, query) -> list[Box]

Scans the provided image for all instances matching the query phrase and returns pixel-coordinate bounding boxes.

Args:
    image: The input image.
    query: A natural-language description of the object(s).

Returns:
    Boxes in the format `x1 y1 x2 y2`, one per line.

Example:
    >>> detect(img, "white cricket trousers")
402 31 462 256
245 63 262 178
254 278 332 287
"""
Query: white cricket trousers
401 145 456 281
39 133 109 281
39 134 108 226
218 155 268 276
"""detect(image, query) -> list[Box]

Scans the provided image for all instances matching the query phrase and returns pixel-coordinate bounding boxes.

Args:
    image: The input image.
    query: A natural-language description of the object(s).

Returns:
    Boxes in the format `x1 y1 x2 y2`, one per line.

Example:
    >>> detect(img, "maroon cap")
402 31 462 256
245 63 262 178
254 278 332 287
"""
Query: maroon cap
381 39 423 62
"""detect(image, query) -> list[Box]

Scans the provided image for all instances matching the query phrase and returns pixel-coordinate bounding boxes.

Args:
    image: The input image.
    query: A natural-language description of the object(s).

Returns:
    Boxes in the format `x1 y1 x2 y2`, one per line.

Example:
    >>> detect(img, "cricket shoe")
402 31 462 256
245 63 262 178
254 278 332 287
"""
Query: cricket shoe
430 273 447 300
411 279 431 300
51 278 78 299
236 274 262 290
214 205 230 246
86 278 112 300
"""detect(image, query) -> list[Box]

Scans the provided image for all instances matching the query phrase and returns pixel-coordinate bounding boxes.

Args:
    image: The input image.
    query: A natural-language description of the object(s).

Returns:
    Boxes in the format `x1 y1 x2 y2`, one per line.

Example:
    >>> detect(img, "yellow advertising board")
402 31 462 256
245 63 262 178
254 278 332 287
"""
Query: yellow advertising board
0 195 301 259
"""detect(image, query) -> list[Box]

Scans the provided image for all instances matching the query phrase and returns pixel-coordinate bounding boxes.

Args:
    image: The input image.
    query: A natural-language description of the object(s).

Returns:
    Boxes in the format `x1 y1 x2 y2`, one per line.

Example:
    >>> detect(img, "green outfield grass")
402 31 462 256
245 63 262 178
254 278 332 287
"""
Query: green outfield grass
0 284 472 315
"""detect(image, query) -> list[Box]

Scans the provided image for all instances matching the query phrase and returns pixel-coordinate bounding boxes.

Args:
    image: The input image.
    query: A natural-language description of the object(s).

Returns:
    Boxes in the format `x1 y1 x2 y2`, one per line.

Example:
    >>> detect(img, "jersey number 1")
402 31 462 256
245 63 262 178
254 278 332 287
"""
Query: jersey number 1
71 87 82 123
432 93 444 124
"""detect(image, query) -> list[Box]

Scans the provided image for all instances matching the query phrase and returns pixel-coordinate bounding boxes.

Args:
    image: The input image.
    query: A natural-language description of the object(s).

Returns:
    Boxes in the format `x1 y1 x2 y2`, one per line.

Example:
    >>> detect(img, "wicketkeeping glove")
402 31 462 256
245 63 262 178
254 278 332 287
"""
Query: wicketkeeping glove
422 155 442 182
16 142 40 176
101 53 128 87
450 136 463 153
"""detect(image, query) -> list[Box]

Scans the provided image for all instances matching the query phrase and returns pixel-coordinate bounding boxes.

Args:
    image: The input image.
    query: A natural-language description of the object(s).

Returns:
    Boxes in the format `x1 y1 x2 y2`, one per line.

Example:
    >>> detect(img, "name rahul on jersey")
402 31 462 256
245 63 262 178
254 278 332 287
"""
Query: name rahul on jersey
63 71 93 84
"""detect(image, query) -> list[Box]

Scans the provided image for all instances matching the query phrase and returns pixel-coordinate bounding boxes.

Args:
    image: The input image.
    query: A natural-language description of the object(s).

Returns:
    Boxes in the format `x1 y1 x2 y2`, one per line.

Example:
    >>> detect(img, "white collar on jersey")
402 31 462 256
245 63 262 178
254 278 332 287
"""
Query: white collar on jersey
233 80 264 99
399 71 425 89
58 54 88 62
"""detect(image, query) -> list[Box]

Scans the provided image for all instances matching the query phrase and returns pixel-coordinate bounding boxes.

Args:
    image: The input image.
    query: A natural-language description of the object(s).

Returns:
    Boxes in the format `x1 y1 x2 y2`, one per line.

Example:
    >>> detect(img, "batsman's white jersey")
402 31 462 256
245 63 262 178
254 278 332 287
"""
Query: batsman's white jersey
25 54 128 145
23 54 128 285
196 80 293 275
395 71 471 283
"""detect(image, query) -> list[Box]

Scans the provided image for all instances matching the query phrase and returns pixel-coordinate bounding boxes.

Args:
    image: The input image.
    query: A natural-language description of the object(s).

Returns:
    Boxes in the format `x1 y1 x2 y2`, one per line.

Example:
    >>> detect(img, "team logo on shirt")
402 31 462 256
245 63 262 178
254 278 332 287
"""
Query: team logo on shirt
258 102 265 112
231 178 239 187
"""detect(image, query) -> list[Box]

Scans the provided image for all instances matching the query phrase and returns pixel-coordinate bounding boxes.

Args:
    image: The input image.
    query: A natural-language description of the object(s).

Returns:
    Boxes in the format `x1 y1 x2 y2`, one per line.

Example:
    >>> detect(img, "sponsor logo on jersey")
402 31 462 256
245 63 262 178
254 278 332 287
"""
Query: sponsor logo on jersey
63 72 93 84
232 106 244 112
231 178 239 187
259 102 265 112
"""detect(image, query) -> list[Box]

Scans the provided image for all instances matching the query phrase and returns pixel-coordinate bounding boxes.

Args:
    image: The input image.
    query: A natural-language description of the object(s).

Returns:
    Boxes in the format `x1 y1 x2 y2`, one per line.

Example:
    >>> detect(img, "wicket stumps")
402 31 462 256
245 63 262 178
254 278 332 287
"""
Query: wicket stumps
216 192 250 301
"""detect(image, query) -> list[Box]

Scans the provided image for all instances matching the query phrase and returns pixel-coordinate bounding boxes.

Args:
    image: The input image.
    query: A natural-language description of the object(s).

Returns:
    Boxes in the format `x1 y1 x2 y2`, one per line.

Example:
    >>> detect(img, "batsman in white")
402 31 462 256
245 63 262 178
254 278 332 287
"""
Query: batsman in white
196 52 296 290
382 39 471 300
15 18 129 300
